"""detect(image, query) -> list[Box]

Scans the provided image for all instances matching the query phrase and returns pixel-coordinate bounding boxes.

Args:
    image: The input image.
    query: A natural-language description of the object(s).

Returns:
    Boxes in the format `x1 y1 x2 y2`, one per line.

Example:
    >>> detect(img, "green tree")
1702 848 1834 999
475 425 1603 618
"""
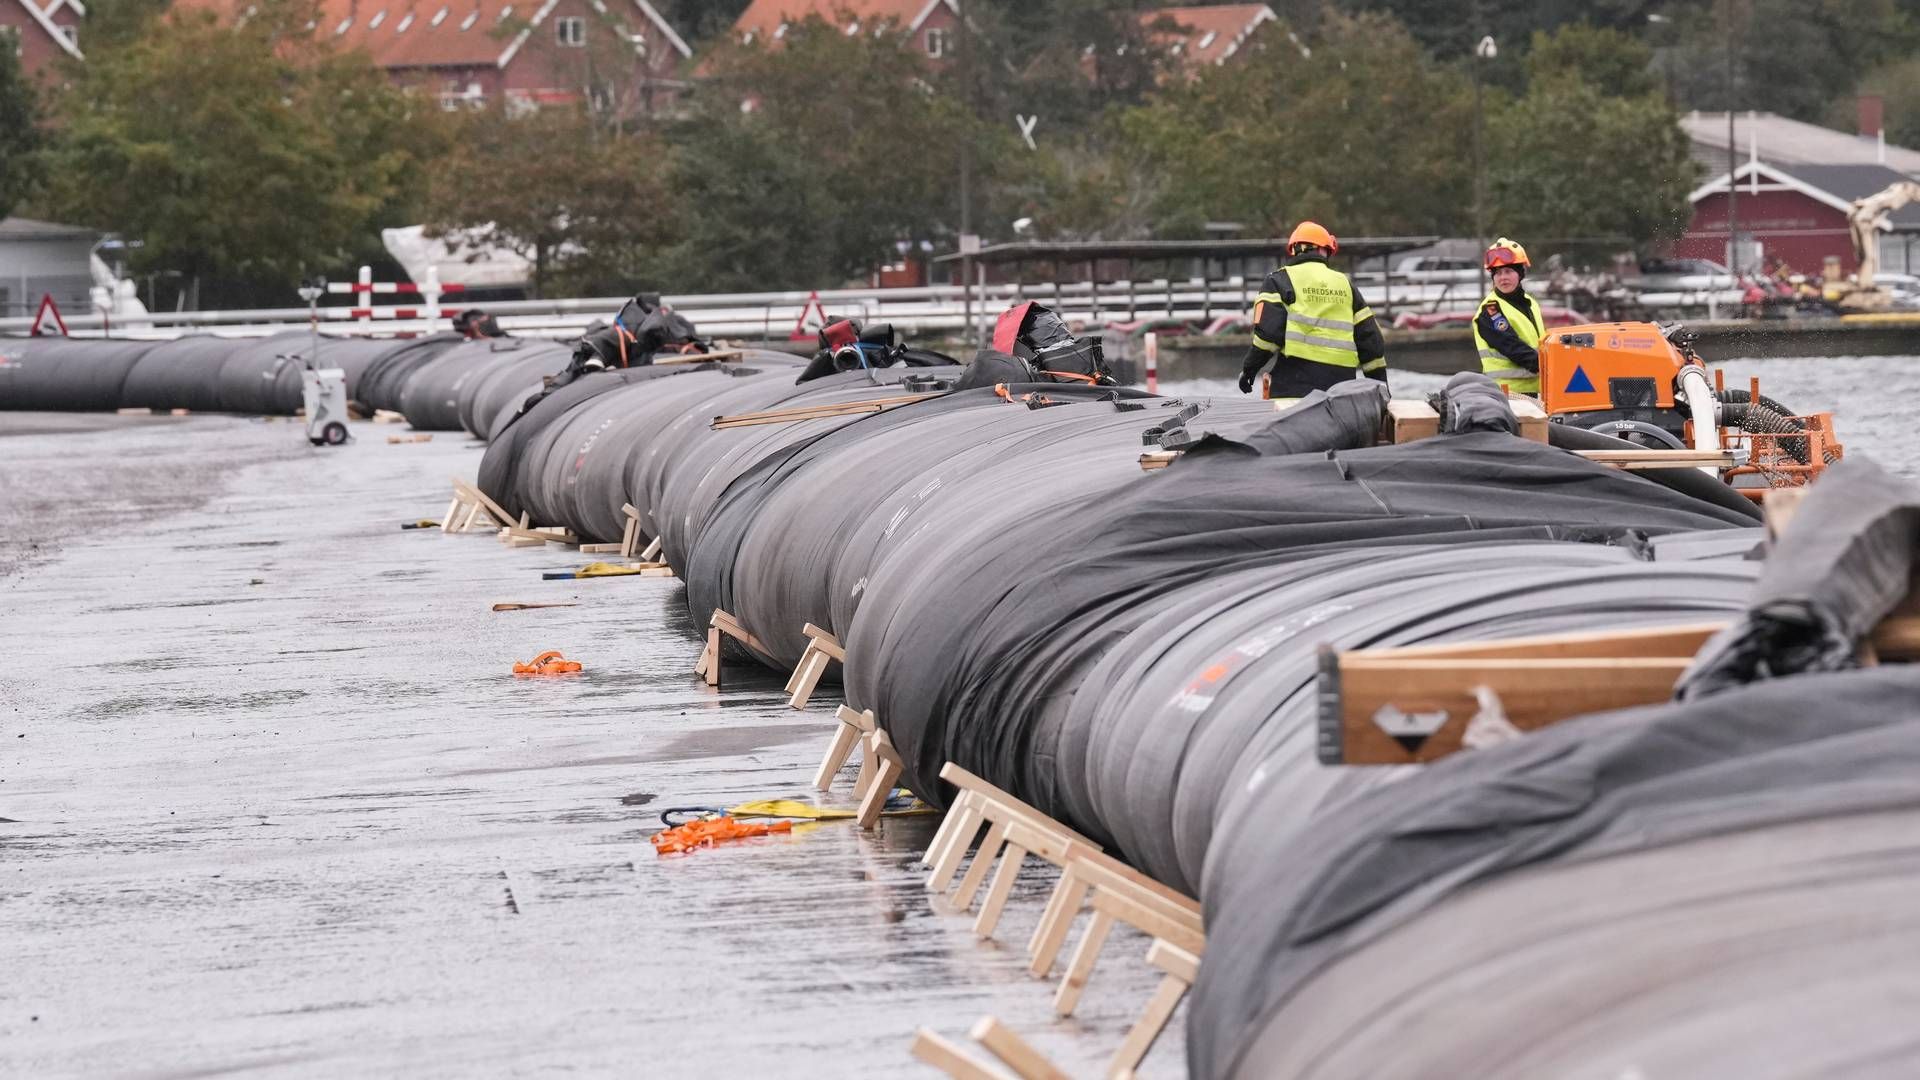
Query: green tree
666 15 1010 289
0 40 44 221
35 0 443 307
1117 12 1474 238
1660 0 1916 119
1827 54 1920 148
426 105 678 297
1525 23 1660 98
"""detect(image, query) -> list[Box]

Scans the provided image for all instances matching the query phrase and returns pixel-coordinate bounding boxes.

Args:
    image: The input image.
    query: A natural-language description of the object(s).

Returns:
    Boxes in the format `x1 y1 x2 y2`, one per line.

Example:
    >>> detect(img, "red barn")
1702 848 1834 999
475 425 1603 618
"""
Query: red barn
1681 161 1920 278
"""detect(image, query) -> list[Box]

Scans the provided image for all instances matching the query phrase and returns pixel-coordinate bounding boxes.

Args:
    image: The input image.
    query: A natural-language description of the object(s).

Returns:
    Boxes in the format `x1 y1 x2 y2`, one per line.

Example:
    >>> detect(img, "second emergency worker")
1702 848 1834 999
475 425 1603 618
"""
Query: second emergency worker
1474 238 1545 395
1237 222 1388 399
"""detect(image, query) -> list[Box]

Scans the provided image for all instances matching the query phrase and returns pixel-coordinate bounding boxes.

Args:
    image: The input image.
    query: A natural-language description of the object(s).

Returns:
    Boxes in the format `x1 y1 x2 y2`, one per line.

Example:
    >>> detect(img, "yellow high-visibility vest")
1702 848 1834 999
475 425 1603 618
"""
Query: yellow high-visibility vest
1251 261 1363 369
1473 291 1543 394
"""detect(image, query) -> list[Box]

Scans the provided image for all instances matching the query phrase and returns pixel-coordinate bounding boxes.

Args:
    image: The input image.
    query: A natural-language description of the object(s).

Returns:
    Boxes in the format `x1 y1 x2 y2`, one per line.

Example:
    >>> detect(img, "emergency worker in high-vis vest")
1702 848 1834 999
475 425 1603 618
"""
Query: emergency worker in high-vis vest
1473 238 1545 395
1237 221 1388 399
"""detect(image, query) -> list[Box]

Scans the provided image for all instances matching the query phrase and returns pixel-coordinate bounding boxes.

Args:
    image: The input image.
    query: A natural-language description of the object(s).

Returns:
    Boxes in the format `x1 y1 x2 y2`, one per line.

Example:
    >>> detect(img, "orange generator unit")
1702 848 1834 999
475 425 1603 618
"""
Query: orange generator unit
1534 321 1840 496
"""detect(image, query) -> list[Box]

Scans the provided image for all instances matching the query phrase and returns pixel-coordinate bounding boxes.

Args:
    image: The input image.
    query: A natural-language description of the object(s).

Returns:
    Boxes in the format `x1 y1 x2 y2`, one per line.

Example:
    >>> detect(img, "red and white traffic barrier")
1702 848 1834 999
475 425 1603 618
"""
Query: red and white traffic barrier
326 265 466 330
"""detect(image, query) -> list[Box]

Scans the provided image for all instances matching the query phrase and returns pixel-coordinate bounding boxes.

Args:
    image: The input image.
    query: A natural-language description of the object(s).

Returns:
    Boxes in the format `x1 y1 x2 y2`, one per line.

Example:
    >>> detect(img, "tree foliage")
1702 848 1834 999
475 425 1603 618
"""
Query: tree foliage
34 0 441 303
0 39 43 222
426 105 677 297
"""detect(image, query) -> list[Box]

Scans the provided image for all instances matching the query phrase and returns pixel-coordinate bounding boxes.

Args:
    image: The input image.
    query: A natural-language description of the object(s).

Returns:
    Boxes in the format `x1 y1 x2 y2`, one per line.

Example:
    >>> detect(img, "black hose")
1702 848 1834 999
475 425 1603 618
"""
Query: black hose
1548 422 1763 520
1721 401 1811 464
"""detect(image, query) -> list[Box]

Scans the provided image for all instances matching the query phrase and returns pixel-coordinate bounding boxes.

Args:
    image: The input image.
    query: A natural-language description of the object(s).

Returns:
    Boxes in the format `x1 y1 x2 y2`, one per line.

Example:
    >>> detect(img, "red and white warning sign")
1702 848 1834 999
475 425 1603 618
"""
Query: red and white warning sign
789 290 829 341
31 293 69 337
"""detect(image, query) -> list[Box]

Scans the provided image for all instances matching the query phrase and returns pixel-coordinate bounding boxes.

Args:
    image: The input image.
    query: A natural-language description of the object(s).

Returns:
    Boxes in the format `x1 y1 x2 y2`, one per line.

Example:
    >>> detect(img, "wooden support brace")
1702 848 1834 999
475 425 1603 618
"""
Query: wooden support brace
654 348 745 365
855 728 902 829
620 504 643 560
1026 844 1201 978
969 1018 1071 1080
786 624 846 711
947 820 1008 914
910 1029 1018 1080
579 542 624 554
925 800 983 893
1053 909 1114 1017
696 608 771 689
1508 396 1550 443
812 705 873 792
711 393 936 430
1384 399 1439 444
973 840 1028 940
1107 941 1200 1078
640 535 663 562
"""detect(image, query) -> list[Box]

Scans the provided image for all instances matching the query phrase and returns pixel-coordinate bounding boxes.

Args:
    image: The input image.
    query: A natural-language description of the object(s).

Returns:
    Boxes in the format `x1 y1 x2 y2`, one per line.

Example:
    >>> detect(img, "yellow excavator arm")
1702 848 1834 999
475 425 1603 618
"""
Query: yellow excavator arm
1850 180 1920 291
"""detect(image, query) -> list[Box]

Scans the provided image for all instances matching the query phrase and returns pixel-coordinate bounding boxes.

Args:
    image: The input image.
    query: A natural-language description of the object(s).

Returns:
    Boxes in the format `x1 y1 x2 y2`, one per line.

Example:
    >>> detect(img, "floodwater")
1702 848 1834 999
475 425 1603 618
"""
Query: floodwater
1163 354 1920 476
0 417 1175 1078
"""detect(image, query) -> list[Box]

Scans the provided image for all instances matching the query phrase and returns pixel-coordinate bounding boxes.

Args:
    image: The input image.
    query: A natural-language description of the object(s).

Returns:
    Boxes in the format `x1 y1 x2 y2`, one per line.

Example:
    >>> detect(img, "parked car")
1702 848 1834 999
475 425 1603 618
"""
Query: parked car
1624 258 1738 293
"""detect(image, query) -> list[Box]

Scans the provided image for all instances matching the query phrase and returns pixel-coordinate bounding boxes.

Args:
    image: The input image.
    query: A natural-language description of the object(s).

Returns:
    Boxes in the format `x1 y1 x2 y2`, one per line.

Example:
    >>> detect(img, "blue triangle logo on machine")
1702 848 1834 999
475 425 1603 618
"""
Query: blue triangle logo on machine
1564 365 1596 394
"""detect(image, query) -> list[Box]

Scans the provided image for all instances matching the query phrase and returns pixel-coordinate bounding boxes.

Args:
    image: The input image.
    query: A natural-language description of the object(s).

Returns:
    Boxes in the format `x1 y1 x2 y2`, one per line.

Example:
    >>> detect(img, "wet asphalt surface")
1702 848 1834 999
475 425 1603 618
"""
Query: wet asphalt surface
0 416 1176 1078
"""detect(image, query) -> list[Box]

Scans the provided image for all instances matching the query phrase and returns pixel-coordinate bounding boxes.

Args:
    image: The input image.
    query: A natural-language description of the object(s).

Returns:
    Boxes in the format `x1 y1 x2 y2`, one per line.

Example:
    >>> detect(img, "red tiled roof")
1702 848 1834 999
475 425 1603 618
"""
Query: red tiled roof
1141 4 1274 67
175 0 688 71
732 0 948 42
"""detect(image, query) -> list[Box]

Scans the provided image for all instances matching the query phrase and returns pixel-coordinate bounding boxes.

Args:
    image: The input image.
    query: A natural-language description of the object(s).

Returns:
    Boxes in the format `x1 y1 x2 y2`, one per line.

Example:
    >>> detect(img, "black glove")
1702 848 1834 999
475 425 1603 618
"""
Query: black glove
1238 369 1258 395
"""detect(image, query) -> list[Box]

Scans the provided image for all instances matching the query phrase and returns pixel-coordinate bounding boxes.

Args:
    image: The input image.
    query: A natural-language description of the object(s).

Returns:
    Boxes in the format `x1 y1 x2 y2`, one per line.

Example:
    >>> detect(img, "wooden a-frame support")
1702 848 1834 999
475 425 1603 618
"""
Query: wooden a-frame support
785 623 845 710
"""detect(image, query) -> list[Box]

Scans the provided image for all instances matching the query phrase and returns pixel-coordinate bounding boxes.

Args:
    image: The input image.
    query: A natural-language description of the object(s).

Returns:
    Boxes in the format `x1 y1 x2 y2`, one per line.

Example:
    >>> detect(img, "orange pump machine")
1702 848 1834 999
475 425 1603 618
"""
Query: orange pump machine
1534 322 1700 449
1532 320 1841 493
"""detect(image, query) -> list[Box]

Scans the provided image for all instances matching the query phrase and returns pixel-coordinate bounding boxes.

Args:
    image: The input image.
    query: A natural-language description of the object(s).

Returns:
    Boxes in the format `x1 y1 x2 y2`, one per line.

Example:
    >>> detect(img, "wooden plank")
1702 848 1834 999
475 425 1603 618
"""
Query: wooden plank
856 729 902 829
1147 939 1201 982
1139 450 1178 472
653 348 745 365
1358 622 1727 662
974 841 1027 939
947 820 1008 912
579 543 624 554
938 763 1102 849
911 1029 1017 1080
1327 655 1692 766
1509 396 1550 443
1386 399 1439 444
1052 908 1114 1017
1109 971 1189 1077
1027 871 1090 979
1572 449 1733 469
969 1017 1070 1080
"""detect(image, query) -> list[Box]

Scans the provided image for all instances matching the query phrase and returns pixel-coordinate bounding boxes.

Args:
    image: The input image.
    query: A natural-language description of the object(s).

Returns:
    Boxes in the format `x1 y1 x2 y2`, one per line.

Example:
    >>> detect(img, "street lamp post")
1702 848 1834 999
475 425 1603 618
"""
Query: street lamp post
1473 35 1497 253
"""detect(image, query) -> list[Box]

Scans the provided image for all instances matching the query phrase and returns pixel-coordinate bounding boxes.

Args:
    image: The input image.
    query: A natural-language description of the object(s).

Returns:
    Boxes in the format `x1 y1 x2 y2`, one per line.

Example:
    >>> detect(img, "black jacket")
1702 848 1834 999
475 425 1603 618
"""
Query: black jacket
1241 254 1388 397
1474 285 1542 373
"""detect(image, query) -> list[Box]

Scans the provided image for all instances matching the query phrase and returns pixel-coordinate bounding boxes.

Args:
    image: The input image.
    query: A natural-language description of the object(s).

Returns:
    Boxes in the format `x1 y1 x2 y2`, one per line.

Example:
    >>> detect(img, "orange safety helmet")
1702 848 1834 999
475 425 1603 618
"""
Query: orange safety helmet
1288 221 1338 255
1485 237 1531 272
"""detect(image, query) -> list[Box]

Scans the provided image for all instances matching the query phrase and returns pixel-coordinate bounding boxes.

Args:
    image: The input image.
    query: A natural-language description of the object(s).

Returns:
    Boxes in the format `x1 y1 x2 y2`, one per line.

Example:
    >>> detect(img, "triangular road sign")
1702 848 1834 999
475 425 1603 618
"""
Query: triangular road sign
790 291 828 341
31 293 69 337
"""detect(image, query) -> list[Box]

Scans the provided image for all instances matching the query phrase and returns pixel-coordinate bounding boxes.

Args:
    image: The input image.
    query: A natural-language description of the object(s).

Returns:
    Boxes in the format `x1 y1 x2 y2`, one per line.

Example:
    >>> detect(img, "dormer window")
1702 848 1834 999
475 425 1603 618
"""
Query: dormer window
431 6 447 24
367 10 384 28
925 27 948 57
460 9 478 29
1197 30 1217 50
773 22 787 39
498 5 512 20
844 20 858 34
556 15 585 46
335 16 352 34
396 12 413 31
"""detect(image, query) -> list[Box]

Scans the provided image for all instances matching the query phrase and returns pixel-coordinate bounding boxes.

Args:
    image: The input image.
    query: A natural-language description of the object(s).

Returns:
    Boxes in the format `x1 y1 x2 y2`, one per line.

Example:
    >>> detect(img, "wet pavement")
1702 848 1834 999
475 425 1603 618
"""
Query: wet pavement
0 417 1176 1078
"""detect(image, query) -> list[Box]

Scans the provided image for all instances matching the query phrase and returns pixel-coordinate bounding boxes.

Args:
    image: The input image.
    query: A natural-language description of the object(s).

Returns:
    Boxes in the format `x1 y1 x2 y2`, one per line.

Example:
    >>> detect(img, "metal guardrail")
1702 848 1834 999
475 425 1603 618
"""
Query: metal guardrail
0 276 1702 342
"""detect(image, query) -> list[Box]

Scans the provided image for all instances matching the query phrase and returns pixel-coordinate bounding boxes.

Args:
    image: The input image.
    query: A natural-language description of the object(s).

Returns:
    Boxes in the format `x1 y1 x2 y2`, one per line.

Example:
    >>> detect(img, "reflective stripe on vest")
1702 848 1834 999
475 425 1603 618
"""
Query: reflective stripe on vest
1280 262 1358 369
1473 291 1543 392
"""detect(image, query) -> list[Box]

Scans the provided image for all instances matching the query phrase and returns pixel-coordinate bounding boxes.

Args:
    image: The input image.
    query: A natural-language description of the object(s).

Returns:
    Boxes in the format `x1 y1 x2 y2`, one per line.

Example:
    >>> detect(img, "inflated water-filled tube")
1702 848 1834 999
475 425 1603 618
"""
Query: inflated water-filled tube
353 333 465 414
838 431 1762 869
458 342 572 438
399 337 569 432
0 336 165 411
682 387 1264 671
119 335 265 412
211 333 311 415
1189 663 1920 1079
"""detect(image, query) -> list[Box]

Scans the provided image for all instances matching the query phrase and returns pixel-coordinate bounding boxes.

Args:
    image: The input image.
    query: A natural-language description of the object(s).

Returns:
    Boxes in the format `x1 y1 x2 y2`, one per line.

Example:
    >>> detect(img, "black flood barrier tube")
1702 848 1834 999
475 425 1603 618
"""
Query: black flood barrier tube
399 337 571 432
352 333 466 415
684 387 1276 672
1189 662 1920 1079
0 336 165 411
119 335 267 413
837 431 1765 885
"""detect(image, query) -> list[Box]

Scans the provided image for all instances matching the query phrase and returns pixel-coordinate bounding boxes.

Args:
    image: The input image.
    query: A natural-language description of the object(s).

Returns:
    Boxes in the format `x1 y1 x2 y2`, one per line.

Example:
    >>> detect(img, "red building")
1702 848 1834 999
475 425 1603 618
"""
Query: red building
730 0 958 60
1139 4 1277 74
1681 161 1920 278
1 0 83 83
174 0 692 114
1679 110 1920 277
